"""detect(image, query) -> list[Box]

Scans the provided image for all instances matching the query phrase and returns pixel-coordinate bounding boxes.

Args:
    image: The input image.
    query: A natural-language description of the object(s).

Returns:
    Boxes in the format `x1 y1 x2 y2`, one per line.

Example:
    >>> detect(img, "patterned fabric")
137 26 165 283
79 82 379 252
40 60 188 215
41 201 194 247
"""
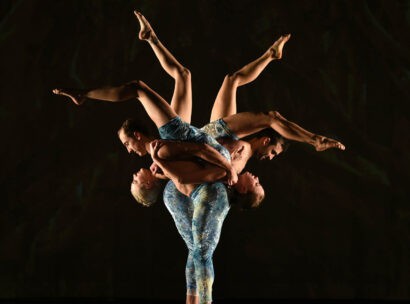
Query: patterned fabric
163 181 229 301
159 116 232 303
200 118 239 141
159 116 231 160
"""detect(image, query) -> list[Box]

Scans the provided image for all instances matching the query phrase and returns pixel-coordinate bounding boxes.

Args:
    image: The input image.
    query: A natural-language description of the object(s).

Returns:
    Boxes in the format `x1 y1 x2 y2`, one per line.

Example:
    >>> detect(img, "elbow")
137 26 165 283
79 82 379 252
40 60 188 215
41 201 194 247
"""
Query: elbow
157 145 172 159
269 110 285 120
268 110 286 125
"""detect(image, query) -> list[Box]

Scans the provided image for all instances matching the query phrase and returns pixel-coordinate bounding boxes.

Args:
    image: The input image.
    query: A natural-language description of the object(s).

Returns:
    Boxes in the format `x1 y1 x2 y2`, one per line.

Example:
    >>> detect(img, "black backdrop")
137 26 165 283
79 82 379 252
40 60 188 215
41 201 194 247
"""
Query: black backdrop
1 0 409 301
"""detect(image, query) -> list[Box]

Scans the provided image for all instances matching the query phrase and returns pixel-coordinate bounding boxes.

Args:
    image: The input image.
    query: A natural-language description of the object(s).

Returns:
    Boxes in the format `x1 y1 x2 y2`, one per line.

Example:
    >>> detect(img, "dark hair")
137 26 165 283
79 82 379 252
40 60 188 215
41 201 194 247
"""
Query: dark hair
229 188 265 210
119 118 149 137
249 128 290 153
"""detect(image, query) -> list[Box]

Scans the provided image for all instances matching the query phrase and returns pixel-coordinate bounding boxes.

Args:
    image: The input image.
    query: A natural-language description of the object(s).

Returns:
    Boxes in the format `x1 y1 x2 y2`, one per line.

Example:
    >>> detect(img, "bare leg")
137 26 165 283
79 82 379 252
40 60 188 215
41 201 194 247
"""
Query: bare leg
135 11 192 123
223 110 345 151
53 80 177 128
210 34 290 121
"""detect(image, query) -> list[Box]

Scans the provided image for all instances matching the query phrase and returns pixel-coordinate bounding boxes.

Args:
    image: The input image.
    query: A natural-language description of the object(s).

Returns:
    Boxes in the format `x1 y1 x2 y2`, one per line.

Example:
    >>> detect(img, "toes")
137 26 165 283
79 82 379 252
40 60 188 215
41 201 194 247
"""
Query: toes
53 89 64 95
142 15 150 26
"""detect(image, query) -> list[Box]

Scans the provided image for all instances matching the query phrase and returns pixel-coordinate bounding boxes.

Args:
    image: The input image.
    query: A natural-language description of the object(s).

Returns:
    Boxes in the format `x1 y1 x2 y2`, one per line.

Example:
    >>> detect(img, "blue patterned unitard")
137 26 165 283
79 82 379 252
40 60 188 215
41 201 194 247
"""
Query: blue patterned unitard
158 117 236 303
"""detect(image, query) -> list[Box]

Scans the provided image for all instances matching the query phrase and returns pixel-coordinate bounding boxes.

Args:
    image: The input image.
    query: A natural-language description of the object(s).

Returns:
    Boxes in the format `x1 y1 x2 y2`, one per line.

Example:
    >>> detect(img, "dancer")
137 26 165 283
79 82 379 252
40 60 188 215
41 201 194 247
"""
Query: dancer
54 12 240 304
126 14 343 304
53 12 345 303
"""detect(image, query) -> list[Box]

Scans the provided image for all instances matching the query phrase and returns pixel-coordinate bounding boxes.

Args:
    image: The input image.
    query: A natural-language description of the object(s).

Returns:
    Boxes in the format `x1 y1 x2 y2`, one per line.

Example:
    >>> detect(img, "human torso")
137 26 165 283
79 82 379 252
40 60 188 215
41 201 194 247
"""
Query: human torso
218 138 252 174
158 117 231 196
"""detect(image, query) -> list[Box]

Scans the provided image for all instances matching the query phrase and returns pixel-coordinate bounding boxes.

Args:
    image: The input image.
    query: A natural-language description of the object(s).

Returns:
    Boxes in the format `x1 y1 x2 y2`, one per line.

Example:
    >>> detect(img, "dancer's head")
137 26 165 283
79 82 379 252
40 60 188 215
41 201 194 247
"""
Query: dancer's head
251 129 290 160
118 118 151 156
232 171 265 209
130 168 161 207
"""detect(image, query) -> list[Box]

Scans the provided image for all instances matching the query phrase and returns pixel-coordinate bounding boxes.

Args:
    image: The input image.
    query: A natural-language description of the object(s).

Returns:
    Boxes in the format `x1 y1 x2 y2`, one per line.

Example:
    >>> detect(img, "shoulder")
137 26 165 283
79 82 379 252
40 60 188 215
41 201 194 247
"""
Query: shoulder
235 140 251 152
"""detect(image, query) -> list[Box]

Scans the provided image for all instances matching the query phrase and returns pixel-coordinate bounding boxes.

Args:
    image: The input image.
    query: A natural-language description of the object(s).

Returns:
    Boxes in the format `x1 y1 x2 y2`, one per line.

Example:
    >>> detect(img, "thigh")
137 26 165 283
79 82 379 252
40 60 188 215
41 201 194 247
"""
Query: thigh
170 72 192 124
163 180 194 249
191 183 230 253
158 117 231 160
210 76 238 122
201 119 239 141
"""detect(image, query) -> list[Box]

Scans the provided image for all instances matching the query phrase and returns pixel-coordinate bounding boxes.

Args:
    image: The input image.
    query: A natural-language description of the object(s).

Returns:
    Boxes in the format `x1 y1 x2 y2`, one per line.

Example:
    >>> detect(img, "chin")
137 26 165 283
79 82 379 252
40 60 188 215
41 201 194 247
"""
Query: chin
137 150 147 156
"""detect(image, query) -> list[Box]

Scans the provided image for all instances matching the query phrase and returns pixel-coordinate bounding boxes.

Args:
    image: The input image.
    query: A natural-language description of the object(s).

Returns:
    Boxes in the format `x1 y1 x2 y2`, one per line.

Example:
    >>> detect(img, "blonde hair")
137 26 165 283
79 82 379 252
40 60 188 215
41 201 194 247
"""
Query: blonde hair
130 181 162 207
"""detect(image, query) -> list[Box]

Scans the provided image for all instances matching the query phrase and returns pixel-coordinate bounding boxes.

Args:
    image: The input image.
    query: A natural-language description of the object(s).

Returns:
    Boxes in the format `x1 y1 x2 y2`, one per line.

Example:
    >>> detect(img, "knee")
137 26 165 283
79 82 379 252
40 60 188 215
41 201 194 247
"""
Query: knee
193 246 213 264
125 80 148 98
128 79 146 86
224 72 240 86
126 79 146 90
177 67 191 80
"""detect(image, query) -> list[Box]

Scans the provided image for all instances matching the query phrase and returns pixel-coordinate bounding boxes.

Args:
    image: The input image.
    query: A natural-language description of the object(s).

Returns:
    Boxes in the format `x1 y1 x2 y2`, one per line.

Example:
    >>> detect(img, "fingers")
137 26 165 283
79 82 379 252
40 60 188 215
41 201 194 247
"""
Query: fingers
150 139 161 151
227 170 238 186
150 162 158 174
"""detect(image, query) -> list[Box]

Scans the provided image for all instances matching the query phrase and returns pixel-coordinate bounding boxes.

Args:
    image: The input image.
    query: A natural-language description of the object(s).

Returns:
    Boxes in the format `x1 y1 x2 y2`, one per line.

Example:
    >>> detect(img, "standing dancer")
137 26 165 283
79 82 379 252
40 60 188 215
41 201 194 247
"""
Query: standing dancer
54 12 235 304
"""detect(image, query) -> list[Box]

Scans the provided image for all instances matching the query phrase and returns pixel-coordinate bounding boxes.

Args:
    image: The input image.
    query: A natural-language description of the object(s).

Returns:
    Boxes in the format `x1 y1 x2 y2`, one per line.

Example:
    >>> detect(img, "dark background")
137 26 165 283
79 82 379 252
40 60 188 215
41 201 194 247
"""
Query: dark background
1 0 409 301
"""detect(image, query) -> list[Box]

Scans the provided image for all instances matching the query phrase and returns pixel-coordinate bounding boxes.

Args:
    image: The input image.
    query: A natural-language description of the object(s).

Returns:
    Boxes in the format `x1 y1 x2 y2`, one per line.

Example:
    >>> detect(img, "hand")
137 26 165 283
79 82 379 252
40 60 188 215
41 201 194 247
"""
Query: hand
150 162 160 175
149 145 168 180
150 139 164 159
226 168 238 186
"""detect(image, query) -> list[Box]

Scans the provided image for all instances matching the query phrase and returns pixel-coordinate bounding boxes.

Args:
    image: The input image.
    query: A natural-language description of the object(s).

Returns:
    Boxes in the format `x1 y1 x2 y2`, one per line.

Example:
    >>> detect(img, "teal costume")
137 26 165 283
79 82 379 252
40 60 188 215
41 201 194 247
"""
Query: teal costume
159 117 235 302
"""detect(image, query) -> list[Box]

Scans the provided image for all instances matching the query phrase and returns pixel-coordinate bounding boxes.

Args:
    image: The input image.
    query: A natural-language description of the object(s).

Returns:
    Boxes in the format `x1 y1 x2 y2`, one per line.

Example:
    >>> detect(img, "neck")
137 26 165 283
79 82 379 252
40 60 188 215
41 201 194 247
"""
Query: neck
246 138 260 156
145 136 157 155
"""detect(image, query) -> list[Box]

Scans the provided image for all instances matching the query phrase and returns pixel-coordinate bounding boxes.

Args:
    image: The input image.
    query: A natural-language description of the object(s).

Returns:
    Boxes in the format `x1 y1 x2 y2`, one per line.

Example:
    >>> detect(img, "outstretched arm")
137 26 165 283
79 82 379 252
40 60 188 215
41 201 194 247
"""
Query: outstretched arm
223 111 345 151
151 140 237 185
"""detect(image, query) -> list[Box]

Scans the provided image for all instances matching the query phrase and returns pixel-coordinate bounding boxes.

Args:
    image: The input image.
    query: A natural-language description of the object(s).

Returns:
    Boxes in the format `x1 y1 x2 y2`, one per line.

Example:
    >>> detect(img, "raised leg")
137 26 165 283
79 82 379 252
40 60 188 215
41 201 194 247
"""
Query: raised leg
210 34 291 121
135 11 192 123
53 80 177 128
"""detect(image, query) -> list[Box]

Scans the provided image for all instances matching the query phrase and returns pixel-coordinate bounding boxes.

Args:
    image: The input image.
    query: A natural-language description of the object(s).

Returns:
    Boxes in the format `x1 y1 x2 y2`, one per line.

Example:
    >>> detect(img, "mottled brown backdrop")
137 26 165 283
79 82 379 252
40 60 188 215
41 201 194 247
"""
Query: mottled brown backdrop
1 0 409 301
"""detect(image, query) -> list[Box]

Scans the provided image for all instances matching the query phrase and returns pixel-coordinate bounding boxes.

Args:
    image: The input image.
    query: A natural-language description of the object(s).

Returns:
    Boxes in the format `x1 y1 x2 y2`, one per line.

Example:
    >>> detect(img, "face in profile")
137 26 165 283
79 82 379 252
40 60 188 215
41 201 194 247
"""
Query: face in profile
131 168 157 190
130 168 161 207
235 172 264 196
233 171 265 209
256 137 285 160
118 128 147 156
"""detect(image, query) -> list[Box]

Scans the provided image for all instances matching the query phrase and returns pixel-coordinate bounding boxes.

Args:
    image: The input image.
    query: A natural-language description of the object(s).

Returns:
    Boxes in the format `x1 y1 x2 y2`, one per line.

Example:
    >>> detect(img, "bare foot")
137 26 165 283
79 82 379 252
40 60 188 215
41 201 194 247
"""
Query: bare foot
269 34 291 59
134 11 158 43
314 135 345 151
52 88 85 106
